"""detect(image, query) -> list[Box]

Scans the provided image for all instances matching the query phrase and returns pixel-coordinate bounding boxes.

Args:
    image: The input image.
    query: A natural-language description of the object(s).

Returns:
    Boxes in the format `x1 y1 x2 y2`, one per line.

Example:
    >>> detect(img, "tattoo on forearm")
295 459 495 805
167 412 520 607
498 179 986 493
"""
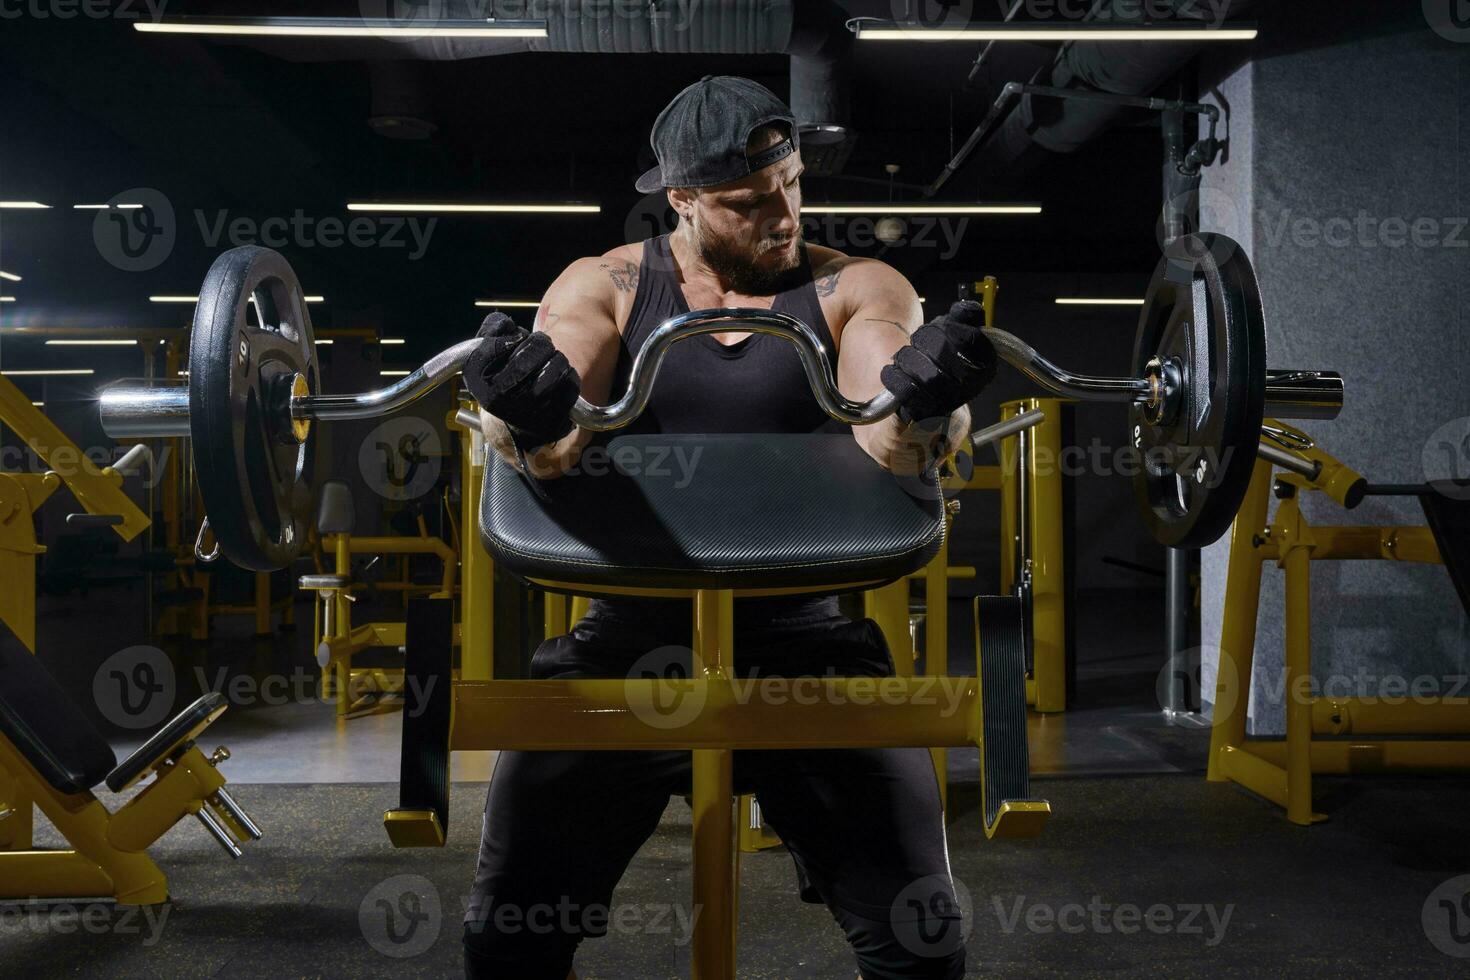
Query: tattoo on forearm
600 261 640 292
814 268 842 297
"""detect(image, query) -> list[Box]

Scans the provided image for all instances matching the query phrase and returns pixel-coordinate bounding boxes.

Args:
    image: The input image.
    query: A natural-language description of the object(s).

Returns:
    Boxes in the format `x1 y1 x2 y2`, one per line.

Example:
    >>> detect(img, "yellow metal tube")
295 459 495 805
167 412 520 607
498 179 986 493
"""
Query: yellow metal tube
1216 744 1289 809
924 517 950 810
0 851 117 899
1239 739 1470 773
1310 698 1470 736
1026 398 1067 713
545 593 568 640
1282 538 1317 826
1207 460 1273 781
864 579 912 671
692 747 737 980
449 678 979 751
108 746 226 852
691 588 737 980
457 416 494 679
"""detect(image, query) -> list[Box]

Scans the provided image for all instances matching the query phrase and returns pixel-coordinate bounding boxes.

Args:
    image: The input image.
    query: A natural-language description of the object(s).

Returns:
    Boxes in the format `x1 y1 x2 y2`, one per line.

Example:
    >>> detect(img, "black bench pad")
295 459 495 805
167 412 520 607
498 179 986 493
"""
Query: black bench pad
0 642 115 795
480 433 945 592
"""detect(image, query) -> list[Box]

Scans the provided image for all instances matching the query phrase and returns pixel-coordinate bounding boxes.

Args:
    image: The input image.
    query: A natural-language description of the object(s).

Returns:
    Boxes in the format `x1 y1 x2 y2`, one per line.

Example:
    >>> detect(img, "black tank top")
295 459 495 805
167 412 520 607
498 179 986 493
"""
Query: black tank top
583 234 845 640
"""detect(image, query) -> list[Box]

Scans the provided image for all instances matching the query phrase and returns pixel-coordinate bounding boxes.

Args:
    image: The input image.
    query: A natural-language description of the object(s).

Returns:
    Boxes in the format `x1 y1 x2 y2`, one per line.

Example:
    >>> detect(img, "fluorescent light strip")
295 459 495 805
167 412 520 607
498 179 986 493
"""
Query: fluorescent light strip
1055 298 1146 306
0 297 14 303
134 17 546 39
855 24 1258 42
475 300 541 308
46 339 139 346
381 369 411 377
2 369 95 376
0 202 50 209
348 202 599 214
380 338 405 345
802 205 1040 215
0 271 22 282
314 339 334 345
31 401 43 408
73 203 143 210
150 294 324 302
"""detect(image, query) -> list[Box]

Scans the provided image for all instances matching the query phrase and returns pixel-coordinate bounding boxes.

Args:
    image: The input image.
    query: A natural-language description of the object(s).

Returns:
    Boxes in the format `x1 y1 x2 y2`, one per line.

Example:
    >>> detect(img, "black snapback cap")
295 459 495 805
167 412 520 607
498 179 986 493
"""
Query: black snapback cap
635 75 800 194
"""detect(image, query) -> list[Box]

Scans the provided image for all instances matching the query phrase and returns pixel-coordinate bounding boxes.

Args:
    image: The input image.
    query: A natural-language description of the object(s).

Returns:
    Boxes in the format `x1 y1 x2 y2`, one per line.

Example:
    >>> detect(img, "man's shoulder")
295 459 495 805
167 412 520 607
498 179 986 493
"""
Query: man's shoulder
553 245 645 295
806 245 908 299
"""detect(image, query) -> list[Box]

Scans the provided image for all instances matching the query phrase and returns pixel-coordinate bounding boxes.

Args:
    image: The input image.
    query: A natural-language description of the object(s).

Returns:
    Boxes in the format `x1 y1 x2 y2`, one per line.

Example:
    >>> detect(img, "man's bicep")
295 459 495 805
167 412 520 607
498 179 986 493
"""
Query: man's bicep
533 258 623 404
836 266 923 399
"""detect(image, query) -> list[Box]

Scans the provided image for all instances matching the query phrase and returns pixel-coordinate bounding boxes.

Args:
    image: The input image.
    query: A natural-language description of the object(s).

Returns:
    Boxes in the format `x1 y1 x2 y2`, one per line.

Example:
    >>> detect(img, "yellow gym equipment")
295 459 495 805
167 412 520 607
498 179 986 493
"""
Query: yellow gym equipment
1207 421 1470 824
386 387 1050 980
301 480 459 715
0 649 260 903
0 375 152 650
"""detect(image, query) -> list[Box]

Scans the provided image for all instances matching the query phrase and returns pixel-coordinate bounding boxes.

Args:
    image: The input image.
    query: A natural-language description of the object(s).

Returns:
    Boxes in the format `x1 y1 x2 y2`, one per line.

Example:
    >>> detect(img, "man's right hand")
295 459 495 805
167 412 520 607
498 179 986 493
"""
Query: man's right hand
463 313 582 454
879 300 997 426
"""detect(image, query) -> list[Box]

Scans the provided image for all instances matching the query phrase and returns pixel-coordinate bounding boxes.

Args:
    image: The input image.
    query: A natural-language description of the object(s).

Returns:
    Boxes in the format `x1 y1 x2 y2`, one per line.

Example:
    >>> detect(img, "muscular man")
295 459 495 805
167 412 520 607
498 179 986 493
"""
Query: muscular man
463 76 996 980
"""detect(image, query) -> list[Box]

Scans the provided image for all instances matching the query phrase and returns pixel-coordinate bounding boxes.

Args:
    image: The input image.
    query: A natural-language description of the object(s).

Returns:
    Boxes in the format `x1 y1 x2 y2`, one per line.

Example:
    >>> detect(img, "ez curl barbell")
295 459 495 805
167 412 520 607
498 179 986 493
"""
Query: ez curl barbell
99 234 1342 569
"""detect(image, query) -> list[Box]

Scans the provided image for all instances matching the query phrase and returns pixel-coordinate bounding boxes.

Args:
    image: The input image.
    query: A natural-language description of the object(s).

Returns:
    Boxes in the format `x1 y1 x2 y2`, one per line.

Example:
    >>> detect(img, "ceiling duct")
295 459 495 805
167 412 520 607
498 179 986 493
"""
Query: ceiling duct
219 0 854 172
967 0 1259 181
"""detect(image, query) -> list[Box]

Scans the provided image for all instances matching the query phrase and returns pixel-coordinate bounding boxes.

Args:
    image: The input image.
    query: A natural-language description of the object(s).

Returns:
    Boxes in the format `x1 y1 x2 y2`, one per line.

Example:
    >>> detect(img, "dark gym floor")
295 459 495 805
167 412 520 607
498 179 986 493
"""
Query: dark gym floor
8 588 1470 977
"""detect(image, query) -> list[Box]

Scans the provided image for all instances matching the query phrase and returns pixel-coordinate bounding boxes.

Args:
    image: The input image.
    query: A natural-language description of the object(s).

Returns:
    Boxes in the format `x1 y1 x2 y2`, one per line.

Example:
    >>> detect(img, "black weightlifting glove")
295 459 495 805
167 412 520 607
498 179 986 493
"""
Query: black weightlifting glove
463 313 581 454
880 300 998 426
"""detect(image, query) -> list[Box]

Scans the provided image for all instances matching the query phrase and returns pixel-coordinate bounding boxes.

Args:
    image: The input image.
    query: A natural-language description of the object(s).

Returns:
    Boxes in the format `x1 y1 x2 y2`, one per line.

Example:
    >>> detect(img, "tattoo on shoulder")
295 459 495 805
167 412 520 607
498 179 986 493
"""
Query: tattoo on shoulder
814 267 842 297
864 317 903 331
538 309 562 330
600 261 640 293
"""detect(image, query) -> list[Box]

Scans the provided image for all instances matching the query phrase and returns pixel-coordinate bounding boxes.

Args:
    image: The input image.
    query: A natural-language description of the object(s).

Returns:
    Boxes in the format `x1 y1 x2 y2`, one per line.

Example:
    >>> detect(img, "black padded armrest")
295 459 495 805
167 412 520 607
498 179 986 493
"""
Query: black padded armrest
480 433 945 593
106 692 228 792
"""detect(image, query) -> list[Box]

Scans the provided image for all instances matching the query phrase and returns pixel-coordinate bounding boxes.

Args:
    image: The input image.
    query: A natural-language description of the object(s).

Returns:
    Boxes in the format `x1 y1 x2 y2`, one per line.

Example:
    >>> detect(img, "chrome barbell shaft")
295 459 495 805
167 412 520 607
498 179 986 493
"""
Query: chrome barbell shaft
98 310 1344 441
983 328 1152 402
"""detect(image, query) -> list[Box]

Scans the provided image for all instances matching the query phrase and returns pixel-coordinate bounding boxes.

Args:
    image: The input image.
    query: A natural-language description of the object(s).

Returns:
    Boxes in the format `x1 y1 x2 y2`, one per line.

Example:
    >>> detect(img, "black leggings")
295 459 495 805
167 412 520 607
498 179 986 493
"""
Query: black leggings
463 615 966 979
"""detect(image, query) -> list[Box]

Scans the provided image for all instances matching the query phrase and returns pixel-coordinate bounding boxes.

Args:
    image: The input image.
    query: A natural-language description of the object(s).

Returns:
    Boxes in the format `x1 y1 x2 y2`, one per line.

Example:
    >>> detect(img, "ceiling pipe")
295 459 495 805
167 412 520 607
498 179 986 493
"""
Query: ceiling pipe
202 1 852 162
931 0 1258 194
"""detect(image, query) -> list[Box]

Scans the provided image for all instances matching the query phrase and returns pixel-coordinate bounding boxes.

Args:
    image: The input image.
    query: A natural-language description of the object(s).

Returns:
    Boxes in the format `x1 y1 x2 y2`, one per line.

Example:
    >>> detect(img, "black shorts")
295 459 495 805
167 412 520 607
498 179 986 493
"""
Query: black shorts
463 611 965 980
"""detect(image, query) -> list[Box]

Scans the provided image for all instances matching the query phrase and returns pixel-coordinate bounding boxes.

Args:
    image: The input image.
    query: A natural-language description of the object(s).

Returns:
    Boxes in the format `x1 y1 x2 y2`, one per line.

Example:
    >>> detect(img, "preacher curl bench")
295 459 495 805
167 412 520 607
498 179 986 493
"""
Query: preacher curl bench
386 309 1049 980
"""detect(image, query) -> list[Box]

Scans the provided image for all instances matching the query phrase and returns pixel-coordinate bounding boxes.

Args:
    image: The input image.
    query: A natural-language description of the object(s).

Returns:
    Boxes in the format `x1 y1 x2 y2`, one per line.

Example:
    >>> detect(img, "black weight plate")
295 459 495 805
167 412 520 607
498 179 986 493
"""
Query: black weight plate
190 247 318 570
1130 234 1266 549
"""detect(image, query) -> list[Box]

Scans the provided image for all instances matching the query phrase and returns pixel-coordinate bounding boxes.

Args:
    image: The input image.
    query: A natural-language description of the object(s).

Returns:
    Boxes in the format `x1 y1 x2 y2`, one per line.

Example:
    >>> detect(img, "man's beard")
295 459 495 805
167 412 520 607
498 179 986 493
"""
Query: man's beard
694 221 805 295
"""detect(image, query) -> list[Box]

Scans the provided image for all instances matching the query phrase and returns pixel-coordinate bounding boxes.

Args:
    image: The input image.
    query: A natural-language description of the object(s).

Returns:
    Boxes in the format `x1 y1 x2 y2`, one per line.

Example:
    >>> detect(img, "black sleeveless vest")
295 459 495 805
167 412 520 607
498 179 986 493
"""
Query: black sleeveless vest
609 233 839 435
583 234 844 638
